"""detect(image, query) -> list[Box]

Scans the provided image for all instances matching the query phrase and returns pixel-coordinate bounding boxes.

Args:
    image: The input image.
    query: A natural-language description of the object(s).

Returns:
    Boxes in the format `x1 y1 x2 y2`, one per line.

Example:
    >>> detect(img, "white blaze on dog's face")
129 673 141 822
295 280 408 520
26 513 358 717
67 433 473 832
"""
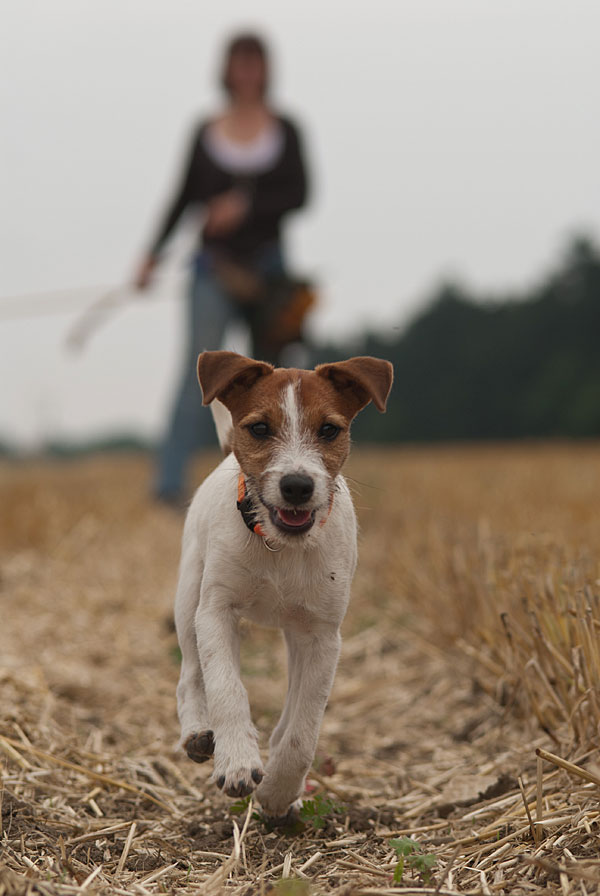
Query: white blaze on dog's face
197 352 393 543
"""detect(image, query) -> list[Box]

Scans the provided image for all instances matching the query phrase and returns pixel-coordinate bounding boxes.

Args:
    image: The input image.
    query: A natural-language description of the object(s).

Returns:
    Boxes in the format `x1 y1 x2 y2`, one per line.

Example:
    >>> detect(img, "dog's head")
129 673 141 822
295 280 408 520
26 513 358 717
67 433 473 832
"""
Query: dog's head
197 351 393 544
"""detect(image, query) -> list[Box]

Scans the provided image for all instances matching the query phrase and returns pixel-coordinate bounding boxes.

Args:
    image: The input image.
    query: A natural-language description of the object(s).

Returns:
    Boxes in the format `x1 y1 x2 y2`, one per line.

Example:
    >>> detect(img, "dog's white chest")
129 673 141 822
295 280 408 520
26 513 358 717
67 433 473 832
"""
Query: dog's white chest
236 544 355 630
192 459 358 624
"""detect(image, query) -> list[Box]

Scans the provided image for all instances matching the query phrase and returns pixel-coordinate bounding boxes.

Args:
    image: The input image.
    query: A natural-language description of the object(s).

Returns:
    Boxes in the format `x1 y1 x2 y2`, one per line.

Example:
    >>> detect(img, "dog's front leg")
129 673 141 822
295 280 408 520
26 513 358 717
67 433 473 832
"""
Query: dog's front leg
257 624 341 819
195 596 264 798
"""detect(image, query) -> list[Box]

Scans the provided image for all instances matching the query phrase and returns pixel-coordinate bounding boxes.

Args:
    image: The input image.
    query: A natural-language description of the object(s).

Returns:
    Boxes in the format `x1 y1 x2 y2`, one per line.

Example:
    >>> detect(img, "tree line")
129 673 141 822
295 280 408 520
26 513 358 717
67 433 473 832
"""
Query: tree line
312 235 600 443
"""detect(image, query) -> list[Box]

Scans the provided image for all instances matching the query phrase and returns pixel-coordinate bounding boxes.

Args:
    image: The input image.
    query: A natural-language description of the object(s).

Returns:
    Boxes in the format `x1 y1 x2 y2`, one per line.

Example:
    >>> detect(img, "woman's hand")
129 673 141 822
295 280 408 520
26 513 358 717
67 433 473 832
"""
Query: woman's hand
204 190 249 237
134 256 157 291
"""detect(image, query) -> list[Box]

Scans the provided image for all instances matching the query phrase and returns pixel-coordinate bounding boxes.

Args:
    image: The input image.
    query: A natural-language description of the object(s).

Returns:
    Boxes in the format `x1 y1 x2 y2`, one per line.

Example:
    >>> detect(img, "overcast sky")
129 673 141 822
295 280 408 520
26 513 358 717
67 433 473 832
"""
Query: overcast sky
1 0 599 445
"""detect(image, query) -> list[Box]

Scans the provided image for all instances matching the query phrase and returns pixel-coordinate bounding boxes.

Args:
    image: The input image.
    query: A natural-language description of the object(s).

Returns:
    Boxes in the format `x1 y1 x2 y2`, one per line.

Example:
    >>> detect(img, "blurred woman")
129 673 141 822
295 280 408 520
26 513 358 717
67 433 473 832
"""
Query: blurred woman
135 33 309 504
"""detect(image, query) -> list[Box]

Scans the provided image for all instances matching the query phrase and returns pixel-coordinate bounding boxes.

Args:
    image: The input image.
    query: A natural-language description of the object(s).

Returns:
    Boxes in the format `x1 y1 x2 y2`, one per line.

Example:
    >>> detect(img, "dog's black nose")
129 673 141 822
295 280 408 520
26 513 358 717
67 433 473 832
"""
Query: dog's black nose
280 473 314 506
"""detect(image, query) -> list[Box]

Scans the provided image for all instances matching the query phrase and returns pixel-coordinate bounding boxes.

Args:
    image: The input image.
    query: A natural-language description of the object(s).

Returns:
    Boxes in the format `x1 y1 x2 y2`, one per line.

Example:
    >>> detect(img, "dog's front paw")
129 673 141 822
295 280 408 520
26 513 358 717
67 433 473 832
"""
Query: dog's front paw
183 730 215 764
256 776 303 819
213 744 264 798
214 765 264 798
260 798 303 829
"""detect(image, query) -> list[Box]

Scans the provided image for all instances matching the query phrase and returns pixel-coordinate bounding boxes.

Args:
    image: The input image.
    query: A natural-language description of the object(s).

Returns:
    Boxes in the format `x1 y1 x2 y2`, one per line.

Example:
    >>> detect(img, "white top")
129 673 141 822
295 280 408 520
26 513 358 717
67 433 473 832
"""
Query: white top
203 119 285 175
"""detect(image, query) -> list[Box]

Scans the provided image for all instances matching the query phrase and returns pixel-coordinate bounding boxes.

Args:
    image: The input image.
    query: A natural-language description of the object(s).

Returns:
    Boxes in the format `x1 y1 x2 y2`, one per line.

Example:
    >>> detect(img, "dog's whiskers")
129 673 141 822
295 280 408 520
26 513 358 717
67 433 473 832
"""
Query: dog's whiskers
344 475 384 491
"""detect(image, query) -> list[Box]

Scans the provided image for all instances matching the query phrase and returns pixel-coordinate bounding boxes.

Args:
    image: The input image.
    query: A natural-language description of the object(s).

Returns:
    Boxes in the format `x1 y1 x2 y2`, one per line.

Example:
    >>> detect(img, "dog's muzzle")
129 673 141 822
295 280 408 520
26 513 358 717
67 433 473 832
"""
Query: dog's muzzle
269 473 316 534
279 473 314 505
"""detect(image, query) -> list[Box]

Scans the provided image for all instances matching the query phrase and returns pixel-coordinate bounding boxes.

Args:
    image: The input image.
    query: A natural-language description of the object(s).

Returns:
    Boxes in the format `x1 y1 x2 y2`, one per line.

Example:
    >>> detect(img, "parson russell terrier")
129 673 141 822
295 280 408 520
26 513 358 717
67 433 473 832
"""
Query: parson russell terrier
174 350 393 821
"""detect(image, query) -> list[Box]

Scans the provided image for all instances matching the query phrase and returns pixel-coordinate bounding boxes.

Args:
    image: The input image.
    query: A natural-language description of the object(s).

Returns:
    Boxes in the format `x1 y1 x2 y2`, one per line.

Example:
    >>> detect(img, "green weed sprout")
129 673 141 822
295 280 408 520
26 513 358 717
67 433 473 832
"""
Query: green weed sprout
389 837 437 884
299 794 344 830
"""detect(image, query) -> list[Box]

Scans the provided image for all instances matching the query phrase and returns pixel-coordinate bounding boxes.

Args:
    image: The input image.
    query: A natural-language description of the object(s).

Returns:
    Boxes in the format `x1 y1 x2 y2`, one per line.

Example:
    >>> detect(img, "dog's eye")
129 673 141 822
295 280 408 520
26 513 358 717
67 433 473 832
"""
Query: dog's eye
248 422 270 439
319 423 340 441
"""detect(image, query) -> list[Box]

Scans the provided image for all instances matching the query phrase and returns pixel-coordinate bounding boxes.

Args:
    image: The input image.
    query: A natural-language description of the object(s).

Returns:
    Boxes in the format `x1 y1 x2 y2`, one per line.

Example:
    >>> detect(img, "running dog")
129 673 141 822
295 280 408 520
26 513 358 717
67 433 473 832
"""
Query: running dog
174 350 393 820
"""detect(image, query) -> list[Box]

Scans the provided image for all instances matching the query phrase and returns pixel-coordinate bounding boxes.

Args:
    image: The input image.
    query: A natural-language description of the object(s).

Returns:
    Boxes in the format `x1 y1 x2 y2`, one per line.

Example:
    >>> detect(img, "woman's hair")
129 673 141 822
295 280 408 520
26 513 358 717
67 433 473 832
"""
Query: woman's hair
221 32 270 96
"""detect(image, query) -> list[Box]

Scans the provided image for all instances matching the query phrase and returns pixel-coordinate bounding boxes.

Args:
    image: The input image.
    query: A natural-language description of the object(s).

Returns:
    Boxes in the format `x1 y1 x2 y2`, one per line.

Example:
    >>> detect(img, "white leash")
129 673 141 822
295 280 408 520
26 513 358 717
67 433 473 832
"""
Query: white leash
64 285 136 352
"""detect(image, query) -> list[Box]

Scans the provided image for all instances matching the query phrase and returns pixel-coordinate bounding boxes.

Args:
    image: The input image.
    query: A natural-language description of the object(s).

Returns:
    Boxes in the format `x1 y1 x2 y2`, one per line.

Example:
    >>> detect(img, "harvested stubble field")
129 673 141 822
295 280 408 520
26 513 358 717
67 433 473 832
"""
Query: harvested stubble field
1 443 600 896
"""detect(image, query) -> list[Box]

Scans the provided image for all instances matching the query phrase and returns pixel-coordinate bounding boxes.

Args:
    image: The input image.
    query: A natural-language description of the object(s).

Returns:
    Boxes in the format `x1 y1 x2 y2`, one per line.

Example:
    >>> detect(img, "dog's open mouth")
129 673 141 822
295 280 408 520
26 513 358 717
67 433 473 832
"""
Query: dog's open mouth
270 506 315 535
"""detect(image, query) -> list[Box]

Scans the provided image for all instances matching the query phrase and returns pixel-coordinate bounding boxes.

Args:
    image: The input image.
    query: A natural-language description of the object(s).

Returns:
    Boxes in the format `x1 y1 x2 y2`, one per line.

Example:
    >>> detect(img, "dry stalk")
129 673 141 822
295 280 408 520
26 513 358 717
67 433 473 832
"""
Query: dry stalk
535 747 600 788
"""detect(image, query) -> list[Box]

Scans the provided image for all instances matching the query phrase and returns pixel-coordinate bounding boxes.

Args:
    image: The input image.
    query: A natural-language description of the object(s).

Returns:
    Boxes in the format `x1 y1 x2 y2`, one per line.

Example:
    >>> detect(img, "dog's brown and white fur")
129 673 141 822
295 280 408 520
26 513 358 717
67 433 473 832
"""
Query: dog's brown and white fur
174 351 393 819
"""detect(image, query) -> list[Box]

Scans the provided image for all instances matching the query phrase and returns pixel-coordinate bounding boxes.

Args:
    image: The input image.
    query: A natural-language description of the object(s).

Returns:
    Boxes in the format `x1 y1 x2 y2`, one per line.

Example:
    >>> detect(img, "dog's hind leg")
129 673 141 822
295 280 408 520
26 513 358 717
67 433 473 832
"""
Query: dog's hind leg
174 538 214 763
269 630 302 751
177 634 214 763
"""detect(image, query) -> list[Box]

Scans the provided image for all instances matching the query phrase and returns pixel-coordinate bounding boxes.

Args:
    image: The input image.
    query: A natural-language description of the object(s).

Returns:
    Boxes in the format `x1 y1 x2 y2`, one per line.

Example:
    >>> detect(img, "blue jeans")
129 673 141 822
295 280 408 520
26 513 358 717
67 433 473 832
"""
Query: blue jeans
155 245 284 497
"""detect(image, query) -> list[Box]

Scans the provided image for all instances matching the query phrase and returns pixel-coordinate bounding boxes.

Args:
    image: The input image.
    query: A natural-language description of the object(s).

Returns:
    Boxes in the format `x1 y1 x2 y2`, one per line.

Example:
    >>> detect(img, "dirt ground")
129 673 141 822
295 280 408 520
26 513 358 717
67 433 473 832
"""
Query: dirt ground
1 446 599 895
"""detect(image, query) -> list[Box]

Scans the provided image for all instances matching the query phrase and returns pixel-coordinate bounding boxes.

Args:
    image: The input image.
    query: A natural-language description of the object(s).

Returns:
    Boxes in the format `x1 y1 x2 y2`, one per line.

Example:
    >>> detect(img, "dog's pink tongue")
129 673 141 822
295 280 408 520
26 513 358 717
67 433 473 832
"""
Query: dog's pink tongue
278 508 311 527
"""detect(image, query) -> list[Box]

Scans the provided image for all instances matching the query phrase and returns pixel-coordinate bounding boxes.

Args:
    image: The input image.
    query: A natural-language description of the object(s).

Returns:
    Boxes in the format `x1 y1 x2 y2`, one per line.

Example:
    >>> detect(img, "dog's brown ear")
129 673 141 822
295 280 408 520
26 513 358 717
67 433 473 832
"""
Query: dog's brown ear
197 351 273 406
316 356 393 417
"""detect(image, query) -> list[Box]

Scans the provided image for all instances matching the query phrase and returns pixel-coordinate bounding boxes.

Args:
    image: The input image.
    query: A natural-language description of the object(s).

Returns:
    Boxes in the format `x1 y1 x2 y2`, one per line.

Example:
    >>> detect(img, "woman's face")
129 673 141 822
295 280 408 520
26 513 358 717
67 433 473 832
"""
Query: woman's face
227 50 266 101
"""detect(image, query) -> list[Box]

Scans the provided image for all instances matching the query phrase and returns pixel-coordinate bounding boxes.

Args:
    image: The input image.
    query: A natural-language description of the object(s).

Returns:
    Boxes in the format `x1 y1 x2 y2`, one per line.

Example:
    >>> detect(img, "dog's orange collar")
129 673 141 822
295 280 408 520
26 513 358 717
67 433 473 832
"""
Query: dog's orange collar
237 473 268 537
236 472 333 538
